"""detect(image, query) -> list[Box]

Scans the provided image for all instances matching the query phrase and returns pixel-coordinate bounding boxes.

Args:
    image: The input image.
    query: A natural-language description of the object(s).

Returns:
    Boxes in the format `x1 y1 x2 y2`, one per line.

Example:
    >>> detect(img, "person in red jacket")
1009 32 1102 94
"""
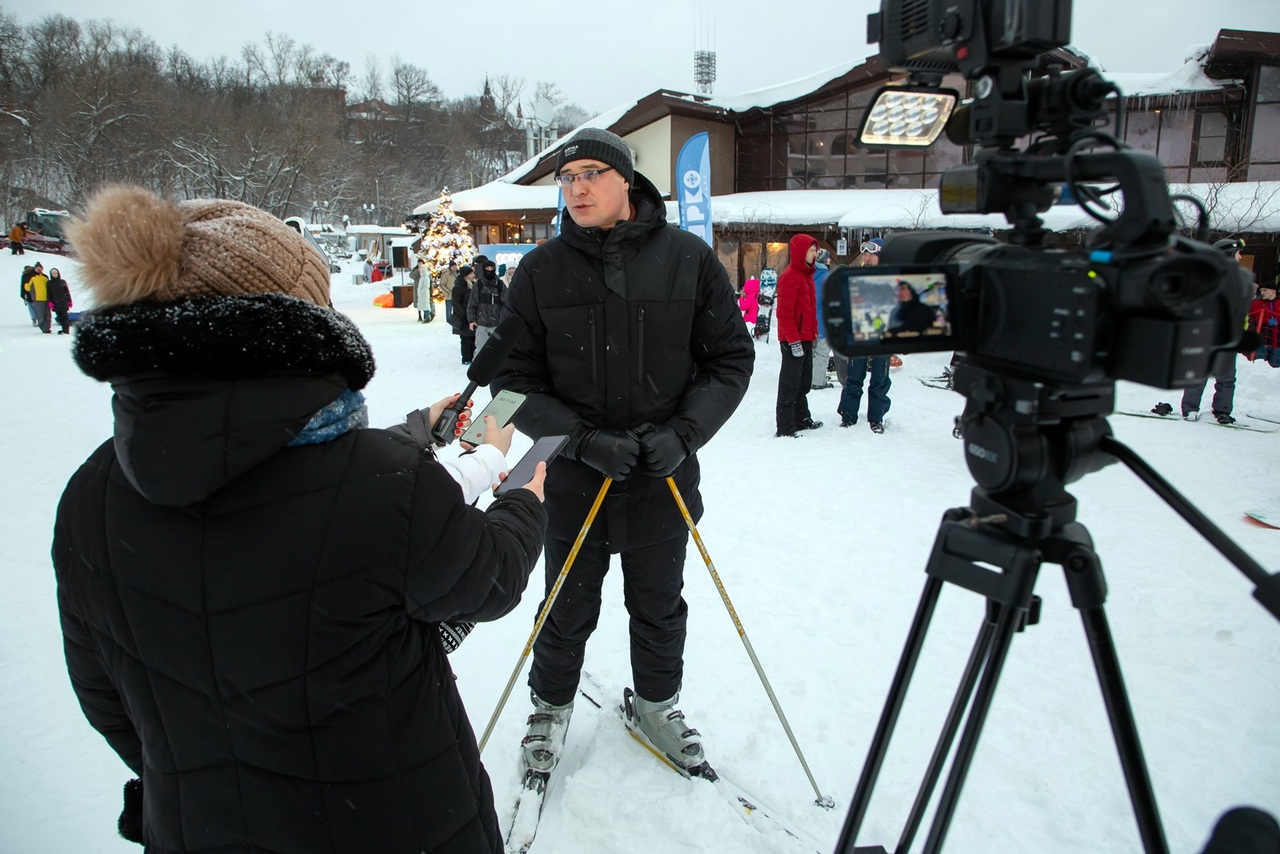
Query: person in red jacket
774 233 822 436
1248 281 1280 368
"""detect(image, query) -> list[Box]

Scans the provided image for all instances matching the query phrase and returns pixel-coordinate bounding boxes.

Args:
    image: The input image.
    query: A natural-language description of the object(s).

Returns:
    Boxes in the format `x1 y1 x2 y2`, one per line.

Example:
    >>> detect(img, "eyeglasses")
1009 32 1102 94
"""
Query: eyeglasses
554 166 615 189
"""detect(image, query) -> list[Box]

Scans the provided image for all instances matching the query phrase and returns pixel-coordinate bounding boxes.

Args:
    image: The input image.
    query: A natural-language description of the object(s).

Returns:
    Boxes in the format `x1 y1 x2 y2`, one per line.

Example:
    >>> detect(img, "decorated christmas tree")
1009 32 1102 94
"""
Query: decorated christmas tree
419 188 477 301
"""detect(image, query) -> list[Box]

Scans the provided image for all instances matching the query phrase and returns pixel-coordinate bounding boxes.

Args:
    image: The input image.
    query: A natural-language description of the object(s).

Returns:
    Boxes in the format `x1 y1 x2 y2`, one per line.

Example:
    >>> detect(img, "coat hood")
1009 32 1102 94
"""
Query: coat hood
72 295 375 506
787 234 818 274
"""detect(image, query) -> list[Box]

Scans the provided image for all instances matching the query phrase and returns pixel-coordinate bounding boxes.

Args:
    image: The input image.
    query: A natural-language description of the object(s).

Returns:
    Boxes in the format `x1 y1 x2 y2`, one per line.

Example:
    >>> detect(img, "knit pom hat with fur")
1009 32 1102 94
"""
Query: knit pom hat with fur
67 184 331 308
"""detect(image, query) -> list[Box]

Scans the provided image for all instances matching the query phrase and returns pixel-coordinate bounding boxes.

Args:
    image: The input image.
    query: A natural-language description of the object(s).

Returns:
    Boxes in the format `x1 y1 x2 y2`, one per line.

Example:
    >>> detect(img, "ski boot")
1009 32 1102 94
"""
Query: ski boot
1183 408 1201 421
624 687 713 778
1214 411 1236 425
1151 402 1174 416
521 691 574 778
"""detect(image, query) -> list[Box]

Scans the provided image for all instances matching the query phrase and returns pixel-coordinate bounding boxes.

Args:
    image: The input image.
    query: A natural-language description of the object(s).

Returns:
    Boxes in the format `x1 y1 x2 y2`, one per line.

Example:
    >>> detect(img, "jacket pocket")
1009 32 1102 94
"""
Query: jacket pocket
589 307 598 385
636 305 645 384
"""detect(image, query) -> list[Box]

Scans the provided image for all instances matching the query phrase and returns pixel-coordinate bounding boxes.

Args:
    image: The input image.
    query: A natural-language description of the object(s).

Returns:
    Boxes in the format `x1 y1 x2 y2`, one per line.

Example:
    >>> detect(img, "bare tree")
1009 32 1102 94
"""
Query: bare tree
263 32 296 88
0 8 546 226
360 55 384 103
1171 164 1280 237
487 73 525 119
390 59 440 122
240 43 266 89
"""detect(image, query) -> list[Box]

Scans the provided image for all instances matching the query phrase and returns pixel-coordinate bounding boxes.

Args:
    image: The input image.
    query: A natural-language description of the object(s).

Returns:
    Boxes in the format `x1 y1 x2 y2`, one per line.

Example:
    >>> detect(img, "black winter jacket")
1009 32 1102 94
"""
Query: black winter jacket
46 275 71 310
467 269 505 328
53 294 546 853
451 274 473 336
493 172 753 551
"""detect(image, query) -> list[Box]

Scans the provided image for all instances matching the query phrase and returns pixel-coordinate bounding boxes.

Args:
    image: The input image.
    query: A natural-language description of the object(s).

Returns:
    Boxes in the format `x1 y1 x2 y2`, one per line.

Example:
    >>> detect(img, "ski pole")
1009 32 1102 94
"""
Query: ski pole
665 476 836 809
478 476 612 753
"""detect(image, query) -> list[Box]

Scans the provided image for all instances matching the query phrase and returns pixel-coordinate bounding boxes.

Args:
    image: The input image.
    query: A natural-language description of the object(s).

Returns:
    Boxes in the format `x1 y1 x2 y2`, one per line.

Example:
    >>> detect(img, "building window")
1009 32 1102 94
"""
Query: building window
733 76 969 193
1193 111 1230 165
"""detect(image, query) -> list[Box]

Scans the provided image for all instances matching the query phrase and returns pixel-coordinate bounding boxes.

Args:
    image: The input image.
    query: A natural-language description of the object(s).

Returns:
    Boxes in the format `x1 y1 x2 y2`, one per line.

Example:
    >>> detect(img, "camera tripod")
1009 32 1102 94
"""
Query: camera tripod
836 362 1280 854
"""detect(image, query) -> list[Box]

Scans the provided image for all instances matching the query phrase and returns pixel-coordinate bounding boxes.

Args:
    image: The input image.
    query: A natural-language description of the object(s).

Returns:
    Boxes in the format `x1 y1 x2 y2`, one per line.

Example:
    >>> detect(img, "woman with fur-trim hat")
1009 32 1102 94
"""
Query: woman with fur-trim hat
53 185 548 853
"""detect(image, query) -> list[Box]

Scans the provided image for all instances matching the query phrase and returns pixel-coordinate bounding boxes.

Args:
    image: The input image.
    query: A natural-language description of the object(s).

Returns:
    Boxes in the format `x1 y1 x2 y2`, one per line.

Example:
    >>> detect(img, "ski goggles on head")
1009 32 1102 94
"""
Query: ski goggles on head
859 241 882 255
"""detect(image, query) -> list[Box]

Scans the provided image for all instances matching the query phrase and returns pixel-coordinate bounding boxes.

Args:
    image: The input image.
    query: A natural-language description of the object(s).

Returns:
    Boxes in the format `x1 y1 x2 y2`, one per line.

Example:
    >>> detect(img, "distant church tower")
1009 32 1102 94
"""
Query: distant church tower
693 0 716 95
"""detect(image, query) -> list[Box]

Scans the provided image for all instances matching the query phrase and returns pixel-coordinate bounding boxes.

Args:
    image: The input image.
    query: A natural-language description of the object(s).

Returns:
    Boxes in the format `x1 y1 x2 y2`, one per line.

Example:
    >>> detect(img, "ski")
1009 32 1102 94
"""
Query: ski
917 377 953 391
1246 412 1280 425
1243 508 1280 529
504 770 550 854
503 696 587 853
1113 410 1279 433
578 672 826 854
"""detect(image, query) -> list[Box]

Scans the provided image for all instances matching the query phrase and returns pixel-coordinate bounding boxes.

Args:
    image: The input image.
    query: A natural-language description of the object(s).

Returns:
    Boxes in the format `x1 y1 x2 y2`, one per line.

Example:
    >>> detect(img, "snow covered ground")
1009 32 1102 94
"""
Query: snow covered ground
1 248 1277 853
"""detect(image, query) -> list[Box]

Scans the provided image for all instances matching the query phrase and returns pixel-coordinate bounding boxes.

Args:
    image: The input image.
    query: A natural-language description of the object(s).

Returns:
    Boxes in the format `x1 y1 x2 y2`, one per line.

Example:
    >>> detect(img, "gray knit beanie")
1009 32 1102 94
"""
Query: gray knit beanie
555 128 635 186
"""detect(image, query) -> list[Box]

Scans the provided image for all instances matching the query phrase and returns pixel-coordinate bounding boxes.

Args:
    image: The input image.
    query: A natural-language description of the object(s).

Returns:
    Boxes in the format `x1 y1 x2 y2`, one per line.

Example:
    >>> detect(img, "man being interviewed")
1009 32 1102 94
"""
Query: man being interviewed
493 127 754 777
775 233 821 437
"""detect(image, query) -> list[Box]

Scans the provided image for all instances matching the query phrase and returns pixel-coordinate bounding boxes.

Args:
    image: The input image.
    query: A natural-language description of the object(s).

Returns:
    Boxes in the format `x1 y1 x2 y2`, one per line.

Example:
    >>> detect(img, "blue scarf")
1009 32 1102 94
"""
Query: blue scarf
288 388 369 446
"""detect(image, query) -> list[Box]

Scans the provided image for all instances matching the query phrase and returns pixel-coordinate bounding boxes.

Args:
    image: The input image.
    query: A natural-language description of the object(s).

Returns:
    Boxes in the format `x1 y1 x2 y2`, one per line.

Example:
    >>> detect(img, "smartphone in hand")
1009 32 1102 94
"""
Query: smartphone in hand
460 390 526 446
494 435 568 495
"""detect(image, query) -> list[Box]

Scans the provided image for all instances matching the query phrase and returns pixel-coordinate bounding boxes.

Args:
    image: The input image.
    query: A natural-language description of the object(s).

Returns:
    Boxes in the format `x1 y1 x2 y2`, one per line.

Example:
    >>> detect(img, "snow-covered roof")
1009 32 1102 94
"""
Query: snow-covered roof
707 61 864 113
414 183 559 218
414 42 1254 227
1099 51 1236 98
740 182 1280 232
412 183 1280 234
345 224 413 236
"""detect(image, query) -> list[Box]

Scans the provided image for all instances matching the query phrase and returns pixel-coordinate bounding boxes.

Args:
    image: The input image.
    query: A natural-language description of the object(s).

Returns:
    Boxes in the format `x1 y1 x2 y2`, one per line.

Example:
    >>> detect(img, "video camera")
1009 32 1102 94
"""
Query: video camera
821 0 1253 389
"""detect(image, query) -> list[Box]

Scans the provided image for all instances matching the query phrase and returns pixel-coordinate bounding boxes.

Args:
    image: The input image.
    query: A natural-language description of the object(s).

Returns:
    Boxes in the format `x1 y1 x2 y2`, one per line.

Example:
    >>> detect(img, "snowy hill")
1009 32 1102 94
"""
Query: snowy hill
1 249 1276 853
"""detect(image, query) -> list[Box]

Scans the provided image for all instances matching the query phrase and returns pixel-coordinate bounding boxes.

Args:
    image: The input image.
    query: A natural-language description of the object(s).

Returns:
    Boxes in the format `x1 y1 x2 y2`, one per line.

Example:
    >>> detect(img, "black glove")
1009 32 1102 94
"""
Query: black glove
634 423 688 478
118 777 143 844
574 428 641 481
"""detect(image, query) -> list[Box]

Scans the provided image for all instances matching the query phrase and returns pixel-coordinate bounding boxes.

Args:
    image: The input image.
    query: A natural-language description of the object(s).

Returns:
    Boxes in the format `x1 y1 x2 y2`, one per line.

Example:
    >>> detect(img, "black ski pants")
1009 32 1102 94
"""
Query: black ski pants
529 533 689 706
775 340 814 435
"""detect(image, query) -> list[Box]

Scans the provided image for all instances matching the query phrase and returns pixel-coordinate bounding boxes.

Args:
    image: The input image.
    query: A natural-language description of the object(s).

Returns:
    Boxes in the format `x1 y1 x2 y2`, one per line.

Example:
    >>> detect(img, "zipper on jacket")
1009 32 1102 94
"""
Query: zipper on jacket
636 305 645 383
589 307 598 385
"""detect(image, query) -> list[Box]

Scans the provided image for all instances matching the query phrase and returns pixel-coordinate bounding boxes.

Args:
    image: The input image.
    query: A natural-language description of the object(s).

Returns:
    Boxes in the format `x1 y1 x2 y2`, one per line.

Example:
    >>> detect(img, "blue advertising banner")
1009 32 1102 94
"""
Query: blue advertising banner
477 243 537 276
676 132 713 247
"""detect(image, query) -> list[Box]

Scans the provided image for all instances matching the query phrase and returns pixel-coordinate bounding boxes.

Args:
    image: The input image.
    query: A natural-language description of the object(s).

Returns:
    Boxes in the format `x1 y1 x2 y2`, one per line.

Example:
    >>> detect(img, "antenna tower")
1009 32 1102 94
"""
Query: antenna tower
693 0 716 95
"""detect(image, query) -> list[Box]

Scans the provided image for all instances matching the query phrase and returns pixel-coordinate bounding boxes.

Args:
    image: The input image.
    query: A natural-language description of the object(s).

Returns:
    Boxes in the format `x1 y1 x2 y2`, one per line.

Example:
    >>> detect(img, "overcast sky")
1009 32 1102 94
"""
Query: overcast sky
7 0 1280 115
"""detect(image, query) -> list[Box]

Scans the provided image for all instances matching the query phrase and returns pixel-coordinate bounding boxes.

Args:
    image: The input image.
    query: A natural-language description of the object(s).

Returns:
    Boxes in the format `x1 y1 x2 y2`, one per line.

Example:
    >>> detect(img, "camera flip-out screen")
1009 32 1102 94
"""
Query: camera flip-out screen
823 264 959 358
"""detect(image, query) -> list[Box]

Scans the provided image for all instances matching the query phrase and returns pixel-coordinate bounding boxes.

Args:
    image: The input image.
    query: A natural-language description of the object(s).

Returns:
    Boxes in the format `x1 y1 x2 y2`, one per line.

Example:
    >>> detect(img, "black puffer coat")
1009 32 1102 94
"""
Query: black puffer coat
493 172 753 551
451 273 473 336
467 266 505 328
53 294 546 853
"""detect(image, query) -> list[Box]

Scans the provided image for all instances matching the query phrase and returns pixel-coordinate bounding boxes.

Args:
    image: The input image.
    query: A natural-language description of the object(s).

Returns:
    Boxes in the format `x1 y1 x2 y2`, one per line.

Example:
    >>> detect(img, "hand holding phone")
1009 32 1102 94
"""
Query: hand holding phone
494 435 568 497
460 390 526 447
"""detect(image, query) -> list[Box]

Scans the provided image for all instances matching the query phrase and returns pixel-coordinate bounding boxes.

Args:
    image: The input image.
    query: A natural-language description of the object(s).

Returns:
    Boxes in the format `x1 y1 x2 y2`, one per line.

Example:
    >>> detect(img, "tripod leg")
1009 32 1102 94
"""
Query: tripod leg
922 598 1026 854
1054 533 1170 854
1080 605 1170 854
838 575 945 851
896 615 997 854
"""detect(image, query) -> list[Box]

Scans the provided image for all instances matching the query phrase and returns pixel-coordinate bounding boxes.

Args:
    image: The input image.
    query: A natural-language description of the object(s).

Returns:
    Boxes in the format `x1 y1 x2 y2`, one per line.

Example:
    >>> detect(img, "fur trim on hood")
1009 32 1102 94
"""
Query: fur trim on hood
72 294 375 390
